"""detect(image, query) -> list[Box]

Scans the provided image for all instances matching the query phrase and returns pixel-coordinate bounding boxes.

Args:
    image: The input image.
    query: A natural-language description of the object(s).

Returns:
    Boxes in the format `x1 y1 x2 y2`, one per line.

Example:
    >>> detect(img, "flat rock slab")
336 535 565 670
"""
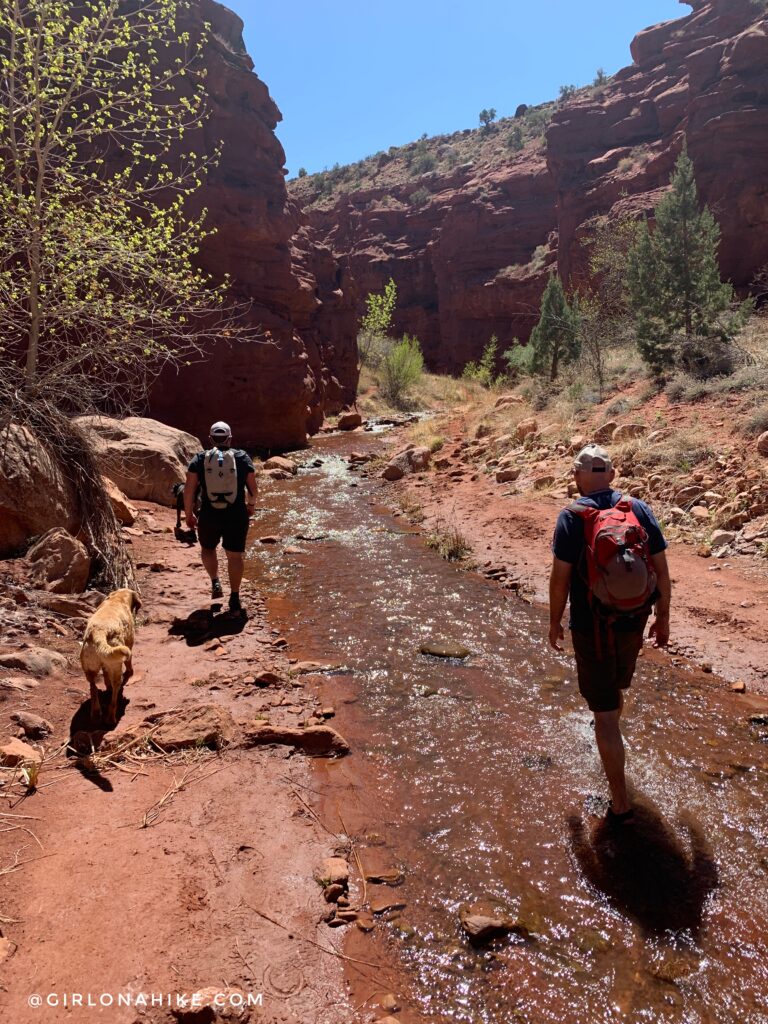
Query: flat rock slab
0 737 43 767
420 641 472 660
106 704 237 753
0 647 67 676
242 723 350 758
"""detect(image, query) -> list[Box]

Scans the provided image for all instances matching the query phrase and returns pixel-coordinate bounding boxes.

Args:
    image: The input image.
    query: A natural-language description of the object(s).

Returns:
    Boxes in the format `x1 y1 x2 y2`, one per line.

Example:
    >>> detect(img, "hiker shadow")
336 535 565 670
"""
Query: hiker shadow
568 802 718 938
168 605 248 647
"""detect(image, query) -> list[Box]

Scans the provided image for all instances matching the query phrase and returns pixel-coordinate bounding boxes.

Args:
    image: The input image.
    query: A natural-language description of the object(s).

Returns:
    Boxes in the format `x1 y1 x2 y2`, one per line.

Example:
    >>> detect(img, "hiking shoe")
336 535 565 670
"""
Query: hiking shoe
211 578 224 600
606 806 635 827
228 592 242 613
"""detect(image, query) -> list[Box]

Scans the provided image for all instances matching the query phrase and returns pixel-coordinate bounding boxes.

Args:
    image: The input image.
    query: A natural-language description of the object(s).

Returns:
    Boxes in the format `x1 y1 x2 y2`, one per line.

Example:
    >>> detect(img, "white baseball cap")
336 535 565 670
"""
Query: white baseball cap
573 443 613 472
209 421 232 441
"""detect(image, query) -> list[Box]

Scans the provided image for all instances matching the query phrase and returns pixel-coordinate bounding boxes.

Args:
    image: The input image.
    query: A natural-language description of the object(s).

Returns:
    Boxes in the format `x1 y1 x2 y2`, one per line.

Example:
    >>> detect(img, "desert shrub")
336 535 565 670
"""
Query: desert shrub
297 167 308 178
379 334 424 406
558 84 577 103
503 342 534 379
462 336 504 387
426 520 472 561
506 127 524 151
746 404 768 436
412 152 436 175
409 186 432 208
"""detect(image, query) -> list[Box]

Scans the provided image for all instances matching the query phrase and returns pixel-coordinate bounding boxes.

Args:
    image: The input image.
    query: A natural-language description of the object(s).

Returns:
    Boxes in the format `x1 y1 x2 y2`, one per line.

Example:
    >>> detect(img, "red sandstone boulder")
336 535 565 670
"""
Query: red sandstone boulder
26 528 91 594
758 432 768 457
77 415 199 506
0 424 79 556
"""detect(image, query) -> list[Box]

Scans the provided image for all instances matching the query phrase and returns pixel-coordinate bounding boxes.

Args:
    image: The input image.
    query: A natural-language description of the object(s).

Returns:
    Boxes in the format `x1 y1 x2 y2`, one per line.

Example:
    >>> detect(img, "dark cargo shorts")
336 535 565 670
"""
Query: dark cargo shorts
571 621 648 713
198 505 250 554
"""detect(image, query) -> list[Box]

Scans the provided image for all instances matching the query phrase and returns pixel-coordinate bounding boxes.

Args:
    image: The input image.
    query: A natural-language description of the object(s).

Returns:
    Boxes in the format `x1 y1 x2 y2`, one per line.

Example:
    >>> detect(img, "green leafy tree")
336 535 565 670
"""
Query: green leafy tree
558 84 577 103
479 108 497 129
529 274 581 381
358 278 397 368
297 167 308 178
626 147 749 374
0 0 259 418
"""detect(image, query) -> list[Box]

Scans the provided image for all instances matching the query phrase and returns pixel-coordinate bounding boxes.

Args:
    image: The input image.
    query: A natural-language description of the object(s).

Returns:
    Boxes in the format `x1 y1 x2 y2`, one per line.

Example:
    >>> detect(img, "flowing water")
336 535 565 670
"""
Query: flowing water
245 431 768 1024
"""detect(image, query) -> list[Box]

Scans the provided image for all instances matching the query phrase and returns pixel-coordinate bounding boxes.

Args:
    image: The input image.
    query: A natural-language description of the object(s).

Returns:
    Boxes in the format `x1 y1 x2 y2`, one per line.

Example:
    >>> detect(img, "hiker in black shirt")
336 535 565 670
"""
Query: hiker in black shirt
184 421 258 613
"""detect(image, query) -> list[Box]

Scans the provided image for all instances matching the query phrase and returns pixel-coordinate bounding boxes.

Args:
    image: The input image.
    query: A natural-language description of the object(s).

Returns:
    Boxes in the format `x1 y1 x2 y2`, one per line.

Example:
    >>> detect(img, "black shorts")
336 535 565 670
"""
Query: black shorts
198 505 250 554
571 621 648 713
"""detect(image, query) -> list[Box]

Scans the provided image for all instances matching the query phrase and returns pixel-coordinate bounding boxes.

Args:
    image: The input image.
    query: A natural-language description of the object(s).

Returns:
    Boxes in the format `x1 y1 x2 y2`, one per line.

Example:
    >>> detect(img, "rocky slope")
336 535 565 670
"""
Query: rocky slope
148 0 357 449
291 0 768 372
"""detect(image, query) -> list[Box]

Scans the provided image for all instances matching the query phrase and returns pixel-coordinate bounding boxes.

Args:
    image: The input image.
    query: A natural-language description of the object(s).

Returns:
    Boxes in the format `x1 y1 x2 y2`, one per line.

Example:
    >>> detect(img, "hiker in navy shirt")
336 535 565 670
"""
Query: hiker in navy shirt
549 444 672 826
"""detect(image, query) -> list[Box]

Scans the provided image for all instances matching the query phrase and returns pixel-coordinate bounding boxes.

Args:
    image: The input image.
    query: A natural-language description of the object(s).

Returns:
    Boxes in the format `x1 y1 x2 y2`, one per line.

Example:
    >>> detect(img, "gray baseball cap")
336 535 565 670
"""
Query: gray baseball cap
573 443 613 472
209 421 232 441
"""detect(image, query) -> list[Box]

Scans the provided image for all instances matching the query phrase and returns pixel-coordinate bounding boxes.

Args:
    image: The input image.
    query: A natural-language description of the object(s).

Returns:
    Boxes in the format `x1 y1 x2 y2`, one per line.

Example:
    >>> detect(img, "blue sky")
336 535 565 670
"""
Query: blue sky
226 0 686 177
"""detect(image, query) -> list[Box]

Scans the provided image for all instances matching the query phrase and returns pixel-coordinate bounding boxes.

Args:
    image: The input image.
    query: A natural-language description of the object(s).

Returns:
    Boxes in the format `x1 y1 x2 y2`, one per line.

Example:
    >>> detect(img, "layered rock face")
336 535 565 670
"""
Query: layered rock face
548 0 768 289
299 0 768 371
148 0 357 449
302 157 557 374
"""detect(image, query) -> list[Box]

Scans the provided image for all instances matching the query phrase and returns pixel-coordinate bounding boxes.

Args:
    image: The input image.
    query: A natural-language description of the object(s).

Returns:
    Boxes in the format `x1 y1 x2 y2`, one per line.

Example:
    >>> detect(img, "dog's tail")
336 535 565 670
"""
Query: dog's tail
95 640 131 661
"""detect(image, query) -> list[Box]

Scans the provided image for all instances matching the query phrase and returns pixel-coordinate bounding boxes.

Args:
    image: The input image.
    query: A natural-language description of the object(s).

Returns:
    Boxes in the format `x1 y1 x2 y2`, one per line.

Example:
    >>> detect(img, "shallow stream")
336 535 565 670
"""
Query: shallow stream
246 431 768 1024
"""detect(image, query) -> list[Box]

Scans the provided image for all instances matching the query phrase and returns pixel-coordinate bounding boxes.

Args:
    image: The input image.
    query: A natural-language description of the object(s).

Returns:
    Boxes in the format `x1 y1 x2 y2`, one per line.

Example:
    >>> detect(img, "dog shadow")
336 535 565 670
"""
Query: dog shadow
568 801 718 938
65 694 131 788
168 605 248 646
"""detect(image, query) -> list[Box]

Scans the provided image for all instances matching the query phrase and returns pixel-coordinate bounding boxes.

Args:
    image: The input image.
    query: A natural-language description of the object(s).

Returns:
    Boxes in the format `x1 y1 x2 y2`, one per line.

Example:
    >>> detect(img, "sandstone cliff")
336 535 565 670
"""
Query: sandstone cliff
148 0 357 449
293 0 768 372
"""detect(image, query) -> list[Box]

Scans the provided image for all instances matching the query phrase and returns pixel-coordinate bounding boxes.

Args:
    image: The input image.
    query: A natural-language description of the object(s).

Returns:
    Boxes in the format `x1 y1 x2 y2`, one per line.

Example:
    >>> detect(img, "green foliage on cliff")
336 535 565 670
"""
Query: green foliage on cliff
626 148 750 376
0 0 259 419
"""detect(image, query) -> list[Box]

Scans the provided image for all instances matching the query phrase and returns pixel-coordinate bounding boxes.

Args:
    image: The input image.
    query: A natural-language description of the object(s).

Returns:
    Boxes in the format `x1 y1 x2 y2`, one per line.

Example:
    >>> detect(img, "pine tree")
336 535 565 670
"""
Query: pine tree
529 274 580 381
626 147 746 374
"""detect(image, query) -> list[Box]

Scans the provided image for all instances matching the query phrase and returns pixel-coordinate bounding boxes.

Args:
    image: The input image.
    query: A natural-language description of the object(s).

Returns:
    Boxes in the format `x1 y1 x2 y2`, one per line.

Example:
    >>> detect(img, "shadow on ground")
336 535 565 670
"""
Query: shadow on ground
568 801 719 937
168 605 248 646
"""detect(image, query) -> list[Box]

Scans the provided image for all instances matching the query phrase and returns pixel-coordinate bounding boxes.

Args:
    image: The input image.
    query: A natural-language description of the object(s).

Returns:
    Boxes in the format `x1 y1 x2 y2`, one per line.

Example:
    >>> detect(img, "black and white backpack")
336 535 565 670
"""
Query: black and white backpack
203 448 238 509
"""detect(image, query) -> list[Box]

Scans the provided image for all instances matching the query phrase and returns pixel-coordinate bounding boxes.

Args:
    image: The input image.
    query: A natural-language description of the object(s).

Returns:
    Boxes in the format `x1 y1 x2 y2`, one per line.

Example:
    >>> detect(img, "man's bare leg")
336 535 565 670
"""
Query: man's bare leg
594 697 630 814
201 546 219 581
224 550 244 595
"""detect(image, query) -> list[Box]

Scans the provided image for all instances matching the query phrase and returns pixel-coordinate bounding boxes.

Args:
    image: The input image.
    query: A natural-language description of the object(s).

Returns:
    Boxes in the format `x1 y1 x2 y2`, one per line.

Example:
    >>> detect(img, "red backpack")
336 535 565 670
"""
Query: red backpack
570 498 657 618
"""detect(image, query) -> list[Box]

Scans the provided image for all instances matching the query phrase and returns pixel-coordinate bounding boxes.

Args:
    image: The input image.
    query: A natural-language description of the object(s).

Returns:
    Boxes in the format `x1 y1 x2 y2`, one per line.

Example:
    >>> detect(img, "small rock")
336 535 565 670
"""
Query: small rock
381 462 405 482
515 418 538 443
612 423 647 442
323 883 345 903
355 912 375 932
495 467 521 483
0 737 43 767
10 712 53 739
757 431 768 457
171 986 250 1022
711 529 736 550
674 484 705 506
593 420 618 444
380 995 401 1014
0 936 17 963
338 410 363 431
370 894 407 915
258 535 280 544
263 456 297 475
690 506 710 521
731 681 747 694
532 474 555 489
314 856 349 888
420 641 471 659
459 902 529 945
